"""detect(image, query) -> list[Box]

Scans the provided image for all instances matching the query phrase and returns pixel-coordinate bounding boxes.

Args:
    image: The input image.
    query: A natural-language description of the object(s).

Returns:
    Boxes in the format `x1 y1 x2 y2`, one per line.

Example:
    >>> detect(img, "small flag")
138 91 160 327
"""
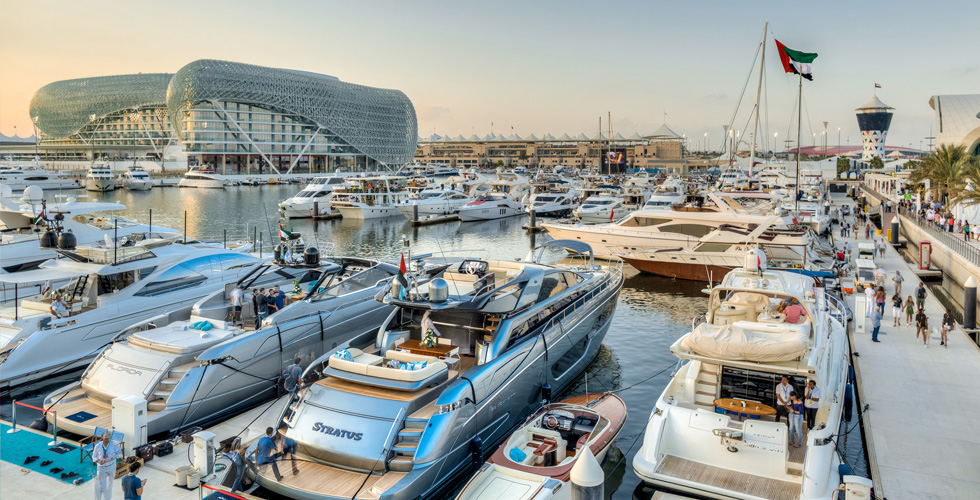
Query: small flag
397 253 409 299
31 210 44 225
610 207 615 222
279 225 292 239
775 40 818 81
874 83 882 89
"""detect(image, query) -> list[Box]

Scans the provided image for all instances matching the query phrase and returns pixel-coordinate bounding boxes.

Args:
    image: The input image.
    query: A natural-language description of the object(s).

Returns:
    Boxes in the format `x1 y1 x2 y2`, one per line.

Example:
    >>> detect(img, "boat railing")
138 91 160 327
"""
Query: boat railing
540 276 614 333
823 293 848 326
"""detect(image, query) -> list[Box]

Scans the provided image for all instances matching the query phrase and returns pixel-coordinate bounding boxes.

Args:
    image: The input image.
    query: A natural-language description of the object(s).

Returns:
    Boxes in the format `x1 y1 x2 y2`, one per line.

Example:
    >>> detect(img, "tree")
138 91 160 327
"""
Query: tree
907 143 970 205
837 157 850 173
868 156 884 170
950 155 980 207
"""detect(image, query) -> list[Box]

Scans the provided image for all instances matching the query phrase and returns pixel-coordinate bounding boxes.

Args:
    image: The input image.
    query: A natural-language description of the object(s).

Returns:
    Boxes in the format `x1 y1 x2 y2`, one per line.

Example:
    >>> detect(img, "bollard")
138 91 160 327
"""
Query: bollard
965 276 977 331
570 447 603 500
48 411 58 446
413 203 419 224
529 209 536 231
7 400 17 433
890 217 899 245
313 200 319 219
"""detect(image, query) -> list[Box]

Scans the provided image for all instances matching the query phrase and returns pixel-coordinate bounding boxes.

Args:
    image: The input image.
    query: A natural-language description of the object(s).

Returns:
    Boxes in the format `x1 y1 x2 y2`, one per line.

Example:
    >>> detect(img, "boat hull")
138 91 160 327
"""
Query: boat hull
457 204 524 221
86 178 115 192
336 204 402 219
178 179 225 188
622 256 733 282
124 180 153 191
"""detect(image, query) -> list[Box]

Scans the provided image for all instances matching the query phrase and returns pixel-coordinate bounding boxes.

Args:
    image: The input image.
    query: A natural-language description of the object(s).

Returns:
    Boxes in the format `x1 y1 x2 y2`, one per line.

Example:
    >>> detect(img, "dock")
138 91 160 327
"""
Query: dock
409 214 458 226
831 192 980 499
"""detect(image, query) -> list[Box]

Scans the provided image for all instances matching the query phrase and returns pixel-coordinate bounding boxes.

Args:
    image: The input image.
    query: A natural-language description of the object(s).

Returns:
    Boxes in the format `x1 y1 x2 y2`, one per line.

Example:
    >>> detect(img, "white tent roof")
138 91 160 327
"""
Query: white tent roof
885 150 904 158
525 133 539 141
558 133 574 141
467 134 481 141
613 132 626 141
426 133 442 142
589 133 607 141
510 134 522 141
543 133 557 141
627 132 644 140
646 123 683 139
455 135 466 141
575 133 589 141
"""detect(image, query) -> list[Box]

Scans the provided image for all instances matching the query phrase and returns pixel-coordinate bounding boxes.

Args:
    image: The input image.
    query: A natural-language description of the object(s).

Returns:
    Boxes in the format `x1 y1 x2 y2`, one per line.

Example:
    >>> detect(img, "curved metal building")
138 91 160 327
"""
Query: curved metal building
167 59 417 168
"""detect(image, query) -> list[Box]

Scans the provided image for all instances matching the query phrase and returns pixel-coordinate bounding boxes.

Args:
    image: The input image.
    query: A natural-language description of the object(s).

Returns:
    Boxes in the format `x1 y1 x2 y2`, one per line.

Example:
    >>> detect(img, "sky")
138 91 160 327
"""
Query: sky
1 0 977 151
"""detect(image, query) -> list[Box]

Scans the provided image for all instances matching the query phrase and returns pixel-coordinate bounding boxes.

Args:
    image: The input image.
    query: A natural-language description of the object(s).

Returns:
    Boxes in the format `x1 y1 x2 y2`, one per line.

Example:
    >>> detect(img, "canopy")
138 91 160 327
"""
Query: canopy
0 263 91 284
680 322 808 362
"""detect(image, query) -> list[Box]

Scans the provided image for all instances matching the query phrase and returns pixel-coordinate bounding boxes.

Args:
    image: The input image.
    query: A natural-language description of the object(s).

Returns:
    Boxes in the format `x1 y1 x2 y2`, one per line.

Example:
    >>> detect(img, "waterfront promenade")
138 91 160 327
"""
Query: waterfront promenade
832 192 980 499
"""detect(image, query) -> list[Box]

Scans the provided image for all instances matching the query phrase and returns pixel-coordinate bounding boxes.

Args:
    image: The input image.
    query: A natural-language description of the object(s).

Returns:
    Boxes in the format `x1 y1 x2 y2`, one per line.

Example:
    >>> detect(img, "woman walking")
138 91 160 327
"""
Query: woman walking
875 286 886 315
942 309 954 347
788 392 805 448
904 295 915 326
891 292 903 327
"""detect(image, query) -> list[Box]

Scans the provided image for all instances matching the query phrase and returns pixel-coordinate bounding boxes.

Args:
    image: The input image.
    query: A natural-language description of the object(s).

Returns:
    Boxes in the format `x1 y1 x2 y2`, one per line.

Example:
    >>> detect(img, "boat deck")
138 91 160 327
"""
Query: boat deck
655 455 800 500
257 456 405 499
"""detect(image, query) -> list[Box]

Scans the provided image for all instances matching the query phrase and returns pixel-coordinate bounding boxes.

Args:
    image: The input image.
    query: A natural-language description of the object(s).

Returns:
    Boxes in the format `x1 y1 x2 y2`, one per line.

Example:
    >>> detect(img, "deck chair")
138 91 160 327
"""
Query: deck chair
80 427 125 464
437 337 460 368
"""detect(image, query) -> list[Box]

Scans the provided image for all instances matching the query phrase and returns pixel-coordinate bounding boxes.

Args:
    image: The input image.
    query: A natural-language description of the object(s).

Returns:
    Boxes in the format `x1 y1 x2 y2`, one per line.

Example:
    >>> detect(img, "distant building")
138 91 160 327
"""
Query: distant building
855 94 894 161
929 94 980 156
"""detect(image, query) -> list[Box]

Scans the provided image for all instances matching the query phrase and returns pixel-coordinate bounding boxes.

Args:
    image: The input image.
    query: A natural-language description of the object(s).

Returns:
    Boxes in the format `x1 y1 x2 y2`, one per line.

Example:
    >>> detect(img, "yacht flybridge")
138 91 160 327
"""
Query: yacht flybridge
456 171 529 221
330 175 410 219
120 165 153 191
85 163 115 192
632 250 853 500
257 240 623 500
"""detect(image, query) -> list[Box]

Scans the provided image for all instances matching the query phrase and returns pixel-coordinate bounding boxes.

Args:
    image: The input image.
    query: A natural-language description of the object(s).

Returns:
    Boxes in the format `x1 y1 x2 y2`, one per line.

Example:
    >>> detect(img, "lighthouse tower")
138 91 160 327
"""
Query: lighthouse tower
855 94 894 161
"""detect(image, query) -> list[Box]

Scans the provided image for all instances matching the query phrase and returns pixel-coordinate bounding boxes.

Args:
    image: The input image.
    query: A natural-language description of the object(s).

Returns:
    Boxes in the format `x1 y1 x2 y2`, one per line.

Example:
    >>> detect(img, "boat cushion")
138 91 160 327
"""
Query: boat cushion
387 350 438 364
509 447 527 463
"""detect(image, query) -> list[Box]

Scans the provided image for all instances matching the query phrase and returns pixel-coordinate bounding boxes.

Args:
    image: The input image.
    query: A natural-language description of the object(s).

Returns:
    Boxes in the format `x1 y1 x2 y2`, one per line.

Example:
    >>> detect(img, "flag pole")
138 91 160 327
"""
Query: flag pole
796 71 802 212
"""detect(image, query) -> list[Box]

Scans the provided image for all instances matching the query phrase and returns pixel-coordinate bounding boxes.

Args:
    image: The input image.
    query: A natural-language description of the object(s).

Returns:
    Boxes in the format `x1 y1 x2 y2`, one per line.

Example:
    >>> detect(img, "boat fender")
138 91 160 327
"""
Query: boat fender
838 462 853 483
470 436 483 468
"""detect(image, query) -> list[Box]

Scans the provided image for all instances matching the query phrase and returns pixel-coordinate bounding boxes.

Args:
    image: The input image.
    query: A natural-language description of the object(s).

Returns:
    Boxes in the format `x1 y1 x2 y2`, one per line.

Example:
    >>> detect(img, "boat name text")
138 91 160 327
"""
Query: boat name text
312 422 363 440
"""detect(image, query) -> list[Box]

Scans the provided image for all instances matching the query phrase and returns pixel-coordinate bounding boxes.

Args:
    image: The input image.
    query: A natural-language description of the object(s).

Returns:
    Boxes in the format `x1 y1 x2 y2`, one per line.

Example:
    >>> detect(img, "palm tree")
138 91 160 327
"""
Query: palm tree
907 144 971 205
951 155 980 207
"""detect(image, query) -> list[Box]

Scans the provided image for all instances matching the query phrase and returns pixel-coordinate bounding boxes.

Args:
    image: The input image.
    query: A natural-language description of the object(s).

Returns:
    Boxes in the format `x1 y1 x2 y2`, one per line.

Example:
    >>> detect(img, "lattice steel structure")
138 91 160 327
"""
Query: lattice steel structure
167 59 417 167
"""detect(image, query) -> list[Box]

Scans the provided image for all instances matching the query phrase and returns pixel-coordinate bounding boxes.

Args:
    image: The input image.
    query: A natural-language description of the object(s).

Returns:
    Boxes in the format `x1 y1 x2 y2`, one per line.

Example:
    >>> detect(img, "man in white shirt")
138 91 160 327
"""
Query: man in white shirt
229 285 244 323
92 430 122 500
804 380 821 430
864 286 875 317
775 376 794 424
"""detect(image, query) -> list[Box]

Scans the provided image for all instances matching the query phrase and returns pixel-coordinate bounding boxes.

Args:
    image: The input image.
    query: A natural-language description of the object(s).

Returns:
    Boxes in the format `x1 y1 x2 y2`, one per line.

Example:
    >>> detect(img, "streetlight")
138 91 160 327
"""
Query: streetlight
773 132 778 155
704 132 708 154
31 116 40 160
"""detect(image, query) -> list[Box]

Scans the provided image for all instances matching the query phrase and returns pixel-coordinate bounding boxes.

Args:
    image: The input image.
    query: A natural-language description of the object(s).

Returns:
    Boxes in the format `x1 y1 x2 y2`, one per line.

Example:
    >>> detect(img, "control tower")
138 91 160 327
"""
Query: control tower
855 95 894 161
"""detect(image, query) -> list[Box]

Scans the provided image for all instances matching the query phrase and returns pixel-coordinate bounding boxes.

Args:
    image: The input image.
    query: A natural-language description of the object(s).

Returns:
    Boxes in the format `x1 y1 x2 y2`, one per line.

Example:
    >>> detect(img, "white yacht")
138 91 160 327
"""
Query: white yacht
0 165 81 192
783 201 831 235
573 193 631 224
120 165 153 191
178 167 226 188
456 173 529 222
427 163 458 177
85 163 115 192
280 175 351 218
396 189 472 219
632 250 854 500
0 244 264 389
645 177 686 208
526 180 577 217
716 167 750 189
331 175 410 219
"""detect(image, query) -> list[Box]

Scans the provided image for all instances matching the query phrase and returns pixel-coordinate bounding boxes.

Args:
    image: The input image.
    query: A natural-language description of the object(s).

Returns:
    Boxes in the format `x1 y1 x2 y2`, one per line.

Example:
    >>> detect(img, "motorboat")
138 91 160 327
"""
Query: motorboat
43 249 413 437
427 164 458 177
544 191 791 258
280 175 352 218
0 243 265 390
632 250 854 500
0 164 81 191
178 167 226 188
255 240 623 500
573 193 631 224
644 177 686 208
715 168 750 189
85 163 115 192
331 175 411 219
396 189 473 219
457 172 529 222
120 165 153 191
454 393 627 500
783 201 831 235
526 180 577 217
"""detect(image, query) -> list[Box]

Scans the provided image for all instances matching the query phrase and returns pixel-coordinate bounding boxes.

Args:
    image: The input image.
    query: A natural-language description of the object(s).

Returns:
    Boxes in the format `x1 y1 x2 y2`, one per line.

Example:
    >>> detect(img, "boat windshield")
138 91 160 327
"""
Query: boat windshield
308 264 393 301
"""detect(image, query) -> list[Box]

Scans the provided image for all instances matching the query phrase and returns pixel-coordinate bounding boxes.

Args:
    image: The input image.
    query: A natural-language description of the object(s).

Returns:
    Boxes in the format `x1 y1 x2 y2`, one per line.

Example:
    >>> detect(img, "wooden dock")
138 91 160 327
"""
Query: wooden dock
409 214 458 226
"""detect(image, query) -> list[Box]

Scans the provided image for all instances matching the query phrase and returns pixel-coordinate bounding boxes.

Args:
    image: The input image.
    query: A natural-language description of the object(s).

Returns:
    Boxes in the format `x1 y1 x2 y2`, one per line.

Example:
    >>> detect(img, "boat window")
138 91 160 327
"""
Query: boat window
620 216 671 227
308 265 392 301
719 366 806 409
135 262 209 296
219 254 259 271
296 190 314 197
2 259 47 273
658 224 715 238
181 256 215 274
693 243 733 253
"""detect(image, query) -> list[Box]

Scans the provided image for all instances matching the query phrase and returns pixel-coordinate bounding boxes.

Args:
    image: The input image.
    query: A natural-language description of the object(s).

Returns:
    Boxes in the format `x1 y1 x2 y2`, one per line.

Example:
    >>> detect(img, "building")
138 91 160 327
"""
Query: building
11 60 417 173
929 94 980 156
855 94 894 161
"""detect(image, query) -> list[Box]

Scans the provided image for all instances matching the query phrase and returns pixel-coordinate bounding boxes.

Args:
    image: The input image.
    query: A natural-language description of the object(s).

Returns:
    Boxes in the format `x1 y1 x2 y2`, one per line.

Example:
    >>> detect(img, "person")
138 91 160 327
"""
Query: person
254 427 282 481
864 286 875 317
972 223 980 241
892 270 904 295
915 307 929 347
804 381 820 430
275 423 299 475
49 294 68 318
877 238 887 258
774 376 794 424
875 267 886 290
875 286 886 315
256 288 269 321
121 461 146 500
870 306 882 342
265 289 278 315
865 224 871 239
281 357 303 397
783 298 807 324
964 221 971 241
92 429 122 500
904 295 915 326
272 285 286 310
942 309 954 347
916 283 928 309
240 289 257 329
230 285 244 323
224 438 246 492
788 391 805 448
891 292 903 327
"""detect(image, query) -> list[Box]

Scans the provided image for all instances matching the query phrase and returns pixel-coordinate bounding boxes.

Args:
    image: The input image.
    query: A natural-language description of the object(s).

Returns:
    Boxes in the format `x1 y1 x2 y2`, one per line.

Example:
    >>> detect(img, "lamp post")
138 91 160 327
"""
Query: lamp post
837 127 841 157
704 132 708 154
773 133 778 155
31 116 40 161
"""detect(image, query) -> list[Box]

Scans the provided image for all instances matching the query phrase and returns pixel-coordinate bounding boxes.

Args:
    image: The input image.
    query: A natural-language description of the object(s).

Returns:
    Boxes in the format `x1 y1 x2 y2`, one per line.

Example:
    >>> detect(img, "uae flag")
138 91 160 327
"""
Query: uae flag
279 225 292 239
775 40 817 81
397 253 409 298
31 210 44 225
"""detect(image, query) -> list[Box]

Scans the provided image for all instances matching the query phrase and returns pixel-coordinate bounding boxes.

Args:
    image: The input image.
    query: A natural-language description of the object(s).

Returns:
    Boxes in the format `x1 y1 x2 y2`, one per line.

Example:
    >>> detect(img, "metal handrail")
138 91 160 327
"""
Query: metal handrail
897 206 980 267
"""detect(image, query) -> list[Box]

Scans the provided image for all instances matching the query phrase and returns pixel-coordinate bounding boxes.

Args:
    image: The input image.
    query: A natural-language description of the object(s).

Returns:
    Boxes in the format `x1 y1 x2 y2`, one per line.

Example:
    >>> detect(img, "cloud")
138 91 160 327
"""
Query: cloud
416 105 451 121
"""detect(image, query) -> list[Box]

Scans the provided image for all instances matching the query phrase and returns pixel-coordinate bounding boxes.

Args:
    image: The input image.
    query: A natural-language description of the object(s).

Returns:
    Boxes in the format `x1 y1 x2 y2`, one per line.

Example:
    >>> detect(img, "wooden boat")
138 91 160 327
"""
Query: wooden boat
455 392 626 500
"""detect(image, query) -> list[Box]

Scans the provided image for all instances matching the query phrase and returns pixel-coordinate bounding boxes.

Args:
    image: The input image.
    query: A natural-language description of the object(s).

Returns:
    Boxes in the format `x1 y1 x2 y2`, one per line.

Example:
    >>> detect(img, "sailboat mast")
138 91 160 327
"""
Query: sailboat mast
796 73 803 212
608 111 612 175
598 115 602 175
749 21 768 177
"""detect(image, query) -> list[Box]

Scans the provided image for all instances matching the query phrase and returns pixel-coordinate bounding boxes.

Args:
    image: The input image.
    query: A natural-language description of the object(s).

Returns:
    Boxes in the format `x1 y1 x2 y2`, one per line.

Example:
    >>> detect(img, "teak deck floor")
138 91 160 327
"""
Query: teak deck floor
257 460 405 499
656 455 800 500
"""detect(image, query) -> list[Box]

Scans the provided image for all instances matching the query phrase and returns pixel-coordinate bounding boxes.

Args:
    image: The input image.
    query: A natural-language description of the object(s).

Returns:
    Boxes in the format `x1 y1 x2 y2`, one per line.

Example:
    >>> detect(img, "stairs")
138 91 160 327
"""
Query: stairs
147 363 196 412
693 362 720 408
388 418 426 472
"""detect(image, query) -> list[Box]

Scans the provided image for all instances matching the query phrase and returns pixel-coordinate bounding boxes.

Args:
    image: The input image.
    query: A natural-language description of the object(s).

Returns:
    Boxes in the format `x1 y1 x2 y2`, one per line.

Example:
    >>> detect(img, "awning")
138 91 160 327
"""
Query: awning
1 264 91 284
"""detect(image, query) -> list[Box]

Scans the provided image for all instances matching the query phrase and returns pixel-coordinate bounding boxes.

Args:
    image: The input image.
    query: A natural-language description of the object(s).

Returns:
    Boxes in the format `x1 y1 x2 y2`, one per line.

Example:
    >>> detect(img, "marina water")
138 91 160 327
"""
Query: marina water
1 184 869 498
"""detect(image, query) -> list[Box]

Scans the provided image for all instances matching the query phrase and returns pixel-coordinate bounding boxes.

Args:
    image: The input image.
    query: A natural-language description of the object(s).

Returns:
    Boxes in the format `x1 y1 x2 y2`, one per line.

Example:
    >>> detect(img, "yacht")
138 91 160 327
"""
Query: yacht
783 201 831 235
644 177 686 208
632 250 852 500
0 244 264 390
85 163 115 192
0 165 81 191
280 175 352 218
456 172 529 222
573 193 631 224
331 175 411 219
254 241 623 500
44 252 413 437
395 189 473 219
427 164 458 177
178 167 226 188
545 191 790 258
526 181 577 217
715 168 750 189
120 165 153 191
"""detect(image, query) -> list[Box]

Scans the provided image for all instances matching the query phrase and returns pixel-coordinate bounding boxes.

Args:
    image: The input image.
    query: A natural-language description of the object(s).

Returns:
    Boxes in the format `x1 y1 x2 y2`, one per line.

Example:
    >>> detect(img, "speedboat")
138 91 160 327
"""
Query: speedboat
85 163 115 192
178 167 226 188
644 177 686 208
120 166 153 191
526 180 577 217
427 164 458 177
454 393 627 500
43 250 412 437
331 175 411 219
280 175 352 218
255 240 623 500
0 164 81 191
632 250 856 500
396 189 473 219
457 172 529 222
0 243 264 390
572 194 631 224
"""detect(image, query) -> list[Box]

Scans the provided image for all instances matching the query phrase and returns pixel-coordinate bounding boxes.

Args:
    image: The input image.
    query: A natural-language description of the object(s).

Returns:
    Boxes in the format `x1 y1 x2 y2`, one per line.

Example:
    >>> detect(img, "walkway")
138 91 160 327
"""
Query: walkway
831 192 980 499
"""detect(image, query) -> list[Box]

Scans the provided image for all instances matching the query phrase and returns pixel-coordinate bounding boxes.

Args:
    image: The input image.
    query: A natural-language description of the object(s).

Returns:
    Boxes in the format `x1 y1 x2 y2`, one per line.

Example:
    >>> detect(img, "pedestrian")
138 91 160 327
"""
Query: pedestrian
875 286 886 314
891 292 903 326
281 357 303 398
915 283 927 309
864 286 875 317
892 270 904 295
904 295 914 326
223 438 246 492
804 381 820 431
865 224 871 239
92 429 122 500
121 461 146 500
230 285 244 324
275 423 300 475
942 309 954 347
875 267 886 290
256 288 269 321
915 307 929 347
273 285 286 310
788 391 805 448
964 221 971 241
774 375 794 424
253 427 282 481
878 238 887 257
868 305 883 342
265 289 277 315
972 224 980 241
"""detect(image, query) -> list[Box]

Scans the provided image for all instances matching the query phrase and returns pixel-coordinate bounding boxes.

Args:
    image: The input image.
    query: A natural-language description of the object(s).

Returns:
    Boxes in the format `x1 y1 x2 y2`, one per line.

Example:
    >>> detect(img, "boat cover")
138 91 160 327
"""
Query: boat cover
680 322 808 362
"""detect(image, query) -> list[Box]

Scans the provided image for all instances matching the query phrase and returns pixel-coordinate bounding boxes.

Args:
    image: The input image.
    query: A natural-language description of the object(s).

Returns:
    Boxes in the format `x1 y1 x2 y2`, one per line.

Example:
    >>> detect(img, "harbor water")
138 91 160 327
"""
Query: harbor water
1 184 869 499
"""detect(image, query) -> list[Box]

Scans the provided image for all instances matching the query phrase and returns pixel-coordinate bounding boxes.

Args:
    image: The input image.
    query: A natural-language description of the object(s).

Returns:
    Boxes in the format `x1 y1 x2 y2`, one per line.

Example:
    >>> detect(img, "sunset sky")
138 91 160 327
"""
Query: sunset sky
1 0 976 150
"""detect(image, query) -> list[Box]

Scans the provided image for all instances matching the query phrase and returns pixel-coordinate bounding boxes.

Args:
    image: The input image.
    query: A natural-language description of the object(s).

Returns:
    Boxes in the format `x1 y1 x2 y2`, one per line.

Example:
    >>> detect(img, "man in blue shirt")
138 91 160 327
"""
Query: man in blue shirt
254 427 282 481
121 461 146 500
273 285 286 310
282 357 303 397
871 307 882 342
276 423 300 475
